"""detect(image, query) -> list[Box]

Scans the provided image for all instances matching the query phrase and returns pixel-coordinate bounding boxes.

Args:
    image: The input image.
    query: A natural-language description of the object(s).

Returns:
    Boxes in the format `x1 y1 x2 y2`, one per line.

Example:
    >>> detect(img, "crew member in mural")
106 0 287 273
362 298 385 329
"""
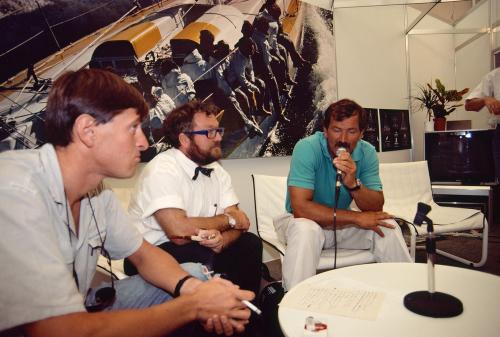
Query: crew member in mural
160 58 196 107
274 99 412 291
252 15 288 121
181 48 213 100
126 100 262 316
0 69 253 337
465 68 500 181
136 62 159 97
199 29 216 62
259 0 311 70
227 37 272 123
257 3 290 93
210 41 263 136
140 86 176 161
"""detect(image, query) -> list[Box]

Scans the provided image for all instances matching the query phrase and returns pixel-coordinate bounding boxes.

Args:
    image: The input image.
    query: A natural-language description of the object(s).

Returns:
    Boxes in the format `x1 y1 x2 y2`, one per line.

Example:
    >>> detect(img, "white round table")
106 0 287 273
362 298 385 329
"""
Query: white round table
278 263 500 337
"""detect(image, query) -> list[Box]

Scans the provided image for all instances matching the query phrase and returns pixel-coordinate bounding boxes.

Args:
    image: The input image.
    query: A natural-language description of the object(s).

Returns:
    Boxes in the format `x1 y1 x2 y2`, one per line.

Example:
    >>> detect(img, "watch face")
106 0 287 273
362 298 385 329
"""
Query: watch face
226 214 236 226
348 179 361 191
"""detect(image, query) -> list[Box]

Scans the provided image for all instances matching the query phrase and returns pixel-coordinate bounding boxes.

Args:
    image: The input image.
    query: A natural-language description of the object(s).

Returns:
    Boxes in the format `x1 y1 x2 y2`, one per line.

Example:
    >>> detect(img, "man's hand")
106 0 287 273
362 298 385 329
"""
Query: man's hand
198 229 224 253
332 151 357 188
484 97 500 115
192 278 254 335
225 209 250 231
354 211 395 237
203 315 249 336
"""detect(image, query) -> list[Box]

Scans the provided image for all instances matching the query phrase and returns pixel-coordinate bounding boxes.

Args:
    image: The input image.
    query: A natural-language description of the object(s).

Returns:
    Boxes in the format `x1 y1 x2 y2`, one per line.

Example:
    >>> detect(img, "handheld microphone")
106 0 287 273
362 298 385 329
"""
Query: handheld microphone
334 147 347 189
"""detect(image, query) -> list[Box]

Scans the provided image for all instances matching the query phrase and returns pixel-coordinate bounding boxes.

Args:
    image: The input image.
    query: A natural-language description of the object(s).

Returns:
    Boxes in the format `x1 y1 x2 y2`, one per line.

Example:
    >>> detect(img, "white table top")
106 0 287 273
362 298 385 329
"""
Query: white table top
278 263 500 337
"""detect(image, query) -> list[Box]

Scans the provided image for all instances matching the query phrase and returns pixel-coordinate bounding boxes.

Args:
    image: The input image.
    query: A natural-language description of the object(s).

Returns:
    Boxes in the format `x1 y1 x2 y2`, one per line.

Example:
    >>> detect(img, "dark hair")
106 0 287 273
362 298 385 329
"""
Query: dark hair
200 30 215 44
161 59 178 75
163 100 221 148
323 99 367 131
238 37 256 57
45 69 148 146
254 16 270 34
267 3 281 21
241 20 253 37
213 40 230 59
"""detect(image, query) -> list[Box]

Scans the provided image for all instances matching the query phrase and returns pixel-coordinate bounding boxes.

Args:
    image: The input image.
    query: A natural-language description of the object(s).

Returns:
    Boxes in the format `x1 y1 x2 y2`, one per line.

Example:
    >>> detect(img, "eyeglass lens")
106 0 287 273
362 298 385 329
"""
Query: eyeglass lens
208 128 224 138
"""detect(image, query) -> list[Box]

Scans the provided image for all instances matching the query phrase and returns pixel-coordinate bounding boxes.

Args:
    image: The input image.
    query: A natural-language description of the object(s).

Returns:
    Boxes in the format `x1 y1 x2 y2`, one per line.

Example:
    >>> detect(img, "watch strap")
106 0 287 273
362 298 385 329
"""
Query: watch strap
346 179 361 192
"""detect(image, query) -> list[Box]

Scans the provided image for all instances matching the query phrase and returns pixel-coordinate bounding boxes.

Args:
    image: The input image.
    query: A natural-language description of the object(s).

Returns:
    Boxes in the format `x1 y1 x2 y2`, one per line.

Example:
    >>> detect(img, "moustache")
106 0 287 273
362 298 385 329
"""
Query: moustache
335 142 349 151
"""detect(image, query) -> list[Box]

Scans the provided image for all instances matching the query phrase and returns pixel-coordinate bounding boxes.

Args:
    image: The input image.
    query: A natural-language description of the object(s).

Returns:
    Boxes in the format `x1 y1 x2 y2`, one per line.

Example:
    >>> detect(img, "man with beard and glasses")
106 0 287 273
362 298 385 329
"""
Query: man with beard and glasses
126 101 262 303
275 99 411 291
0 70 253 337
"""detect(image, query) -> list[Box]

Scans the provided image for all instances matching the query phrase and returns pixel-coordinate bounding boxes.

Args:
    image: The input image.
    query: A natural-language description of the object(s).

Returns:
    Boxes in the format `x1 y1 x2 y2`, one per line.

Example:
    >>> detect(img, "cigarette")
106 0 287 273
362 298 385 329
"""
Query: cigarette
202 266 261 315
242 300 262 315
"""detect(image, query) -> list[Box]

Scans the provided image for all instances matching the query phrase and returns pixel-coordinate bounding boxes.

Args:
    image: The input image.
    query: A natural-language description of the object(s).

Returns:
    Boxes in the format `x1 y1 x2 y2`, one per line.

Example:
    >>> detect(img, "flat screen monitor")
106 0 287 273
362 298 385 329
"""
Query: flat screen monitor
424 129 496 185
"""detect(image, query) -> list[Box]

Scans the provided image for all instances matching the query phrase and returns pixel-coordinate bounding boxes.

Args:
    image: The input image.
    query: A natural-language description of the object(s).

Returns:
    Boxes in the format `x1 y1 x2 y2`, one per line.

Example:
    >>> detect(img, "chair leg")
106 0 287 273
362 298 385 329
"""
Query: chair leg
435 216 489 268
410 234 417 262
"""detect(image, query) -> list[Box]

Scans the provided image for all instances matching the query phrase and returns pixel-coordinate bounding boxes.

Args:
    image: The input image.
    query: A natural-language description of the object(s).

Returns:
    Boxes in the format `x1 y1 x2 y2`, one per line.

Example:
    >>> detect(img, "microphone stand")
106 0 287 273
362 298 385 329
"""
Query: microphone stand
404 211 463 318
425 218 436 295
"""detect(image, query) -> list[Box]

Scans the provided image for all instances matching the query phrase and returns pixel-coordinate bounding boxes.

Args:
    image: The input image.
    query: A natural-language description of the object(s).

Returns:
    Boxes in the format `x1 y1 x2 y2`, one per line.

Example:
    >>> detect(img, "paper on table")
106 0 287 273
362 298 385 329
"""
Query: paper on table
280 283 385 320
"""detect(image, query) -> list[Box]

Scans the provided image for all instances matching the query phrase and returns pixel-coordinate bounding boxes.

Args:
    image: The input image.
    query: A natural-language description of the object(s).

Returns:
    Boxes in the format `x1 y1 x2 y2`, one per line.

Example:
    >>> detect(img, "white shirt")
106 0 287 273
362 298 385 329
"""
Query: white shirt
467 68 500 125
0 144 142 332
128 148 239 246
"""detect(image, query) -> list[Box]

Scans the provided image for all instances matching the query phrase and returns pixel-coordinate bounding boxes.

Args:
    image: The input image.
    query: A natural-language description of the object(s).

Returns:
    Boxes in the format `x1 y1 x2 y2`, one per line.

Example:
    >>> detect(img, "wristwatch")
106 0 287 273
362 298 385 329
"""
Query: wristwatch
346 178 362 192
225 213 236 228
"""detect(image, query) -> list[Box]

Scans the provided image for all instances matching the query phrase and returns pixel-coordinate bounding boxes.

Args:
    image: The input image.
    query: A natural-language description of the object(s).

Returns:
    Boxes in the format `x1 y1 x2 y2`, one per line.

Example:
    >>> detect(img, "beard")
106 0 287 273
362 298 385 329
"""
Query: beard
187 141 222 165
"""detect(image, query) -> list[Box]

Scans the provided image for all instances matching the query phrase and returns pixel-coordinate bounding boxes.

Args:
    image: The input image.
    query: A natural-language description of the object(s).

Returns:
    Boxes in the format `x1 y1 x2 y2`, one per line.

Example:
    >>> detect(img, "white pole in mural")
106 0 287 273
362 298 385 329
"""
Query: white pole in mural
299 0 334 11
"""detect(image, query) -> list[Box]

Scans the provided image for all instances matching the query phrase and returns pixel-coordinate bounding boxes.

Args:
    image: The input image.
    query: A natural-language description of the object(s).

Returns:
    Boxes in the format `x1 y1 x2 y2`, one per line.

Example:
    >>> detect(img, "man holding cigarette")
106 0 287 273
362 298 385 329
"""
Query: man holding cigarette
0 70 253 337
127 101 263 298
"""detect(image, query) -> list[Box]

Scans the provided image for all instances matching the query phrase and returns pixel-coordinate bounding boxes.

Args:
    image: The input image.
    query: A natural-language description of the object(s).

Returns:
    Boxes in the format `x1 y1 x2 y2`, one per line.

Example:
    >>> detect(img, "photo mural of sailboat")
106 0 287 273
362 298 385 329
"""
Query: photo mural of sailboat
1 0 337 159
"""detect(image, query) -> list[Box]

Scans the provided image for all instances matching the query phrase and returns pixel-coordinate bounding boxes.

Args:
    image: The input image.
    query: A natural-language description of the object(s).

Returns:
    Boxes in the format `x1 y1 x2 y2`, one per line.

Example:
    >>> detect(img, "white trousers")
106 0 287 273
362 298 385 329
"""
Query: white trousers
274 213 412 291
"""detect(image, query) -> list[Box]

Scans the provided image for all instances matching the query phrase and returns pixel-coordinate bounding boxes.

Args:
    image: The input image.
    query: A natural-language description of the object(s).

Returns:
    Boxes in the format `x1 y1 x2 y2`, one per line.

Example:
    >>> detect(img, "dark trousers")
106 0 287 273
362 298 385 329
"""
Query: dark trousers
124 232 263 296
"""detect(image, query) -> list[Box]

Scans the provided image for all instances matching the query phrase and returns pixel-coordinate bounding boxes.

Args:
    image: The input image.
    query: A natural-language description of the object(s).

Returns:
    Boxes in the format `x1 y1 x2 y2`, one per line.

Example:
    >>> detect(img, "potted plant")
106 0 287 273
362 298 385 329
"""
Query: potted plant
414 79 469 131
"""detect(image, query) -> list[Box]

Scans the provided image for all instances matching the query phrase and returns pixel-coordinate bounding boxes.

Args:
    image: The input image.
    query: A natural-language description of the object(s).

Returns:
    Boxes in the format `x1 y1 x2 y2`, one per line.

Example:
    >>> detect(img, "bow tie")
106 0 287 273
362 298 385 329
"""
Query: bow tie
192 166 214 180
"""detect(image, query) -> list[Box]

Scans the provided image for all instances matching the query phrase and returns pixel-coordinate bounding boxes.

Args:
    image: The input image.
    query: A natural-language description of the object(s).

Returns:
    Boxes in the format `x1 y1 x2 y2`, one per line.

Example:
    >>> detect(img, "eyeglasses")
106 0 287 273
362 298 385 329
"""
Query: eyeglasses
184 127 225 139
65 194 116 313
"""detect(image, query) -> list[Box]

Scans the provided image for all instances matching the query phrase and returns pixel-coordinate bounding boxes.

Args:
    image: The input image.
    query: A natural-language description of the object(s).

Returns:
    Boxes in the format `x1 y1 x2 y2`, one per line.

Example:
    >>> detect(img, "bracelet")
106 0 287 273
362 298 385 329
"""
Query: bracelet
173 275 193 297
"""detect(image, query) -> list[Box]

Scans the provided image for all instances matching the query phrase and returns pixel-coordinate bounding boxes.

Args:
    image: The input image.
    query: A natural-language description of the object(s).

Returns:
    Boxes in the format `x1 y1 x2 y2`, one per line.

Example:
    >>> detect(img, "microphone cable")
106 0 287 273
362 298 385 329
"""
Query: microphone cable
332 147 345 269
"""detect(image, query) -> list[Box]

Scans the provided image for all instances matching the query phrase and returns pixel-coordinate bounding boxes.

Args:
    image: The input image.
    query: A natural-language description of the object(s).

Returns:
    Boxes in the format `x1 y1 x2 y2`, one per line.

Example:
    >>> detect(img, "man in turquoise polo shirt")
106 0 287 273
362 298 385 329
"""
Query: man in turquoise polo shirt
275 99 411 291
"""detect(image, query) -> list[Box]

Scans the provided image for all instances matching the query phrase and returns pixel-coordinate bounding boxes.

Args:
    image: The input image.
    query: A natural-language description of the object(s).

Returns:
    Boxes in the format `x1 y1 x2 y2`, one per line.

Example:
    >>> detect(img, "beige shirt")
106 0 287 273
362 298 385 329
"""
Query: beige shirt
0 144 142 332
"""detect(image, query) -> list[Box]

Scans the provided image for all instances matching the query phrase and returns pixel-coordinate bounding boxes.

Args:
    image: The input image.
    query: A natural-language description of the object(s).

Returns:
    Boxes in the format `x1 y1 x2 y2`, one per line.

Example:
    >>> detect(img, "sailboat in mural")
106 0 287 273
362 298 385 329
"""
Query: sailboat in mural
0 0 328 158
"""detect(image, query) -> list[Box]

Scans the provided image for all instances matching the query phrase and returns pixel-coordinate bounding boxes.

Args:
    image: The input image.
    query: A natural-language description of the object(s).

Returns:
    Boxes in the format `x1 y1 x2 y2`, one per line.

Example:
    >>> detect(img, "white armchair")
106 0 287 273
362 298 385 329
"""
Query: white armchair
379 161 488 267
251 174 375 271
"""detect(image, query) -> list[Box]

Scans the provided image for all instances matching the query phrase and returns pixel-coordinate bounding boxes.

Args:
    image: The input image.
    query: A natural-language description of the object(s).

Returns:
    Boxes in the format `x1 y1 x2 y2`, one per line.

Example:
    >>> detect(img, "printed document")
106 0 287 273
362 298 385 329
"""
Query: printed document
280 284 385 320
